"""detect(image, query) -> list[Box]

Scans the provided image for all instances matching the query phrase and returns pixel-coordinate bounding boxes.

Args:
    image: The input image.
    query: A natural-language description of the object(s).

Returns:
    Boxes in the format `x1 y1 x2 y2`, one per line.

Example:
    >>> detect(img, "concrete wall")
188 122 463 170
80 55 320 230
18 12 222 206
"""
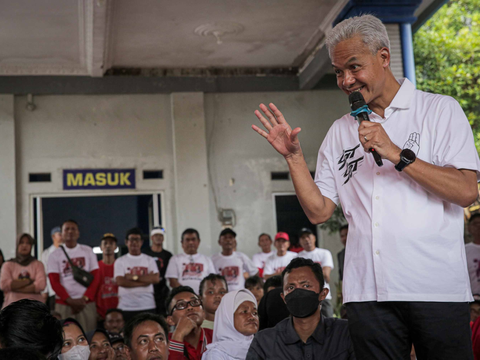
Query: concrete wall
10 89 349 282
0 95 16 258
14 94 176 258
204 90 349 256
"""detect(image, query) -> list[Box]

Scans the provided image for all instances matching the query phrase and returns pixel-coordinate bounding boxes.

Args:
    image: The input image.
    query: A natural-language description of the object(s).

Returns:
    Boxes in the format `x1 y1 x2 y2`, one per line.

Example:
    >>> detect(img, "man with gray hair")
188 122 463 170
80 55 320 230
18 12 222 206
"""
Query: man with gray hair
253 14 479 359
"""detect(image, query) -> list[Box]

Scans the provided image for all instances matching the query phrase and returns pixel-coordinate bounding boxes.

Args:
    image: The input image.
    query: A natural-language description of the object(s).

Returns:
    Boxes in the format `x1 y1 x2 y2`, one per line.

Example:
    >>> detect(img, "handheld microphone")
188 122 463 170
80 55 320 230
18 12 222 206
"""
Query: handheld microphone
349 92 383 167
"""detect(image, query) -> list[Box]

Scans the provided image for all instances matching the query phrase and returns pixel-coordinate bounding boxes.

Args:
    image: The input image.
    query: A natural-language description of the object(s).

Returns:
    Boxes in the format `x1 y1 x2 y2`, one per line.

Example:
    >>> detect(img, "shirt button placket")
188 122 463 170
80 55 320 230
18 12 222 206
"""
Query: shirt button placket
372 167 384 298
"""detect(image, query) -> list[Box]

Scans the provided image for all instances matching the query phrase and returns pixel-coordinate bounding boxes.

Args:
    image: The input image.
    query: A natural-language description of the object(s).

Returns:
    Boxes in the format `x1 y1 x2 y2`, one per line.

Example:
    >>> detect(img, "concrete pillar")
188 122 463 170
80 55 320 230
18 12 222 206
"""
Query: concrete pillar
0 95 16 259
171 93 213 254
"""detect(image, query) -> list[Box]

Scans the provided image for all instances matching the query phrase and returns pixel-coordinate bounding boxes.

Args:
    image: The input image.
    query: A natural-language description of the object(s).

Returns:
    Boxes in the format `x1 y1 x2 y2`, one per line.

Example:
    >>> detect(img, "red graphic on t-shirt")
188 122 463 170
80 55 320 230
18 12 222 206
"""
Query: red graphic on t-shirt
18 270 31 280
128 267 148 276
182 263 204 278
220 266 240 283
62 257 86 276
275 266 287 273
101 276 118 298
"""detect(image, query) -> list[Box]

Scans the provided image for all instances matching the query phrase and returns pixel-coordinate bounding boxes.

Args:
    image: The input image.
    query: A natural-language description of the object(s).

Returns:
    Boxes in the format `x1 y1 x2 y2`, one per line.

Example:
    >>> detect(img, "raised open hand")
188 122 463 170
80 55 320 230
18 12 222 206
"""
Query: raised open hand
252 103 302 158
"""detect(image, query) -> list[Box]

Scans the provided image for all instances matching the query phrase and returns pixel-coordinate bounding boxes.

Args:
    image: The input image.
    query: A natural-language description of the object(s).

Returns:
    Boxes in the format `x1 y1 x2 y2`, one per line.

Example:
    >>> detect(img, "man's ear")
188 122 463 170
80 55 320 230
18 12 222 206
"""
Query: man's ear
378 47 390 68
125 346 132 357
166 315 176 327
319 288 329 301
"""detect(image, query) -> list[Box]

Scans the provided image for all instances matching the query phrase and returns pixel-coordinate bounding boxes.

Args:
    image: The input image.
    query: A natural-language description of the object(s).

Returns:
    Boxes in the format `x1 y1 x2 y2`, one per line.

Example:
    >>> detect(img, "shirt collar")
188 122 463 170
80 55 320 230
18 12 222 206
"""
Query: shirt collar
388 78 415 110
284 315 325 345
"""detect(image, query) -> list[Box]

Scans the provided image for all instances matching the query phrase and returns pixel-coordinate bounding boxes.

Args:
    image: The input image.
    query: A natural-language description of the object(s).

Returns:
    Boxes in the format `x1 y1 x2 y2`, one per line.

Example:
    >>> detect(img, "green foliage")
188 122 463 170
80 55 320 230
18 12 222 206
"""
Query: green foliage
319 204 346 233
414 0 480 151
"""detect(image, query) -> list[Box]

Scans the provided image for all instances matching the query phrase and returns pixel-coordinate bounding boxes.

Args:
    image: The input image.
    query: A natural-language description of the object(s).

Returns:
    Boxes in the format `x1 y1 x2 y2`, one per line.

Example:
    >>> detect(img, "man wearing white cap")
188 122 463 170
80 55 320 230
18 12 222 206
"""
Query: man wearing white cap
142 226 172 316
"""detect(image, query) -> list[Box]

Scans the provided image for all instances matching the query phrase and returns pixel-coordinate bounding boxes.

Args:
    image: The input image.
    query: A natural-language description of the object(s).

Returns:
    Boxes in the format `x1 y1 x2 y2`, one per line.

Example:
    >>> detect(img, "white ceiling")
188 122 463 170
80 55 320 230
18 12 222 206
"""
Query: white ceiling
0 0 437 78
0 0 347 76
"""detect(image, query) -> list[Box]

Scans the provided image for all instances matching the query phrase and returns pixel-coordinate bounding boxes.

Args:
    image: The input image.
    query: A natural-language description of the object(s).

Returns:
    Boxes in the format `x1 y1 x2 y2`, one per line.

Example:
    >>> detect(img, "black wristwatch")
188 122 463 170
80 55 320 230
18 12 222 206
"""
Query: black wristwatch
395 149 416 172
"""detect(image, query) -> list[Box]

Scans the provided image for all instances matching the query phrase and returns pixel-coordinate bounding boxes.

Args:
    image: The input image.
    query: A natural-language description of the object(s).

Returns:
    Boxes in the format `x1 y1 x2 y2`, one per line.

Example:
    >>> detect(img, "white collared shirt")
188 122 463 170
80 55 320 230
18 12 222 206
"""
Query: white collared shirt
315 78 480 303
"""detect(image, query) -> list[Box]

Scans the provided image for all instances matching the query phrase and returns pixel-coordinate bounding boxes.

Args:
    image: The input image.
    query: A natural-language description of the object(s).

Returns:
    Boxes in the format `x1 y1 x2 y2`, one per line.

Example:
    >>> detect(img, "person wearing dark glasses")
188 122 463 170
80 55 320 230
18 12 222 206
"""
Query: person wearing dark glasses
165 286 212 360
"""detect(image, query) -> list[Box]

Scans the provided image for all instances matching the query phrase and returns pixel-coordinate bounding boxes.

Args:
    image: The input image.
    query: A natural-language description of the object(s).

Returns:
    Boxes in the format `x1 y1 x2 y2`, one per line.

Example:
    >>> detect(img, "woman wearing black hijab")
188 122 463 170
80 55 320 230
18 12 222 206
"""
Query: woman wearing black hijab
0 233 46 308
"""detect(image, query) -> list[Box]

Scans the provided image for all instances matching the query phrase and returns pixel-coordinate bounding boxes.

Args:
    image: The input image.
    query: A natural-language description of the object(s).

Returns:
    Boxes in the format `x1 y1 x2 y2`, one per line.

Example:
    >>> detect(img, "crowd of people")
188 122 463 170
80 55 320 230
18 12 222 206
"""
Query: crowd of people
0 218 348 360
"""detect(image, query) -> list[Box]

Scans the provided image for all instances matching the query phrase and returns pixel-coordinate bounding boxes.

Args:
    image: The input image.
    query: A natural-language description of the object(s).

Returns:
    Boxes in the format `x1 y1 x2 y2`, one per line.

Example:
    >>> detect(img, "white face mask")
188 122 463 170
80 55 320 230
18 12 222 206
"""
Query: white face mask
57 345 91 360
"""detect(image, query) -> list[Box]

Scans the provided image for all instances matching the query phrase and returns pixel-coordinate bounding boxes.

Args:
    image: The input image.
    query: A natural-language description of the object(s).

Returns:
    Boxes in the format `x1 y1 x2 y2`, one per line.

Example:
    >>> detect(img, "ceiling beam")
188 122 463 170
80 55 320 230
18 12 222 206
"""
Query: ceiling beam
84 0 115 77
298 46 332 90
0 75 299 95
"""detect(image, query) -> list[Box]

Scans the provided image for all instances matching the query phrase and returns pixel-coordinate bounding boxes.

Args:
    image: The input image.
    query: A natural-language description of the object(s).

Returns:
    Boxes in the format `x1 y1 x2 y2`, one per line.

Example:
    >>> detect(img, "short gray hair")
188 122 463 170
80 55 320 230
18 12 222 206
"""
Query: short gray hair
325 15 390 59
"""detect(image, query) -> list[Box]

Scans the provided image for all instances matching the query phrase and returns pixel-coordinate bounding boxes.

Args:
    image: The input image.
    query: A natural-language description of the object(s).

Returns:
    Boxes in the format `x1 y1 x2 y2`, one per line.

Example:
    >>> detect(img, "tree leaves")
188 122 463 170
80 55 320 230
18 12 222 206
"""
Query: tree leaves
414 0 480 151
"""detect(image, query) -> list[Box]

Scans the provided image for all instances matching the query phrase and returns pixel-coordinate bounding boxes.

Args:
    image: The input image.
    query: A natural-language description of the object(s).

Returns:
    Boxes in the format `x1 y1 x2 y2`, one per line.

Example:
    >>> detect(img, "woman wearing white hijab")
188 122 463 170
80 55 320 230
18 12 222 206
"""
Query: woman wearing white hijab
202 289 259 360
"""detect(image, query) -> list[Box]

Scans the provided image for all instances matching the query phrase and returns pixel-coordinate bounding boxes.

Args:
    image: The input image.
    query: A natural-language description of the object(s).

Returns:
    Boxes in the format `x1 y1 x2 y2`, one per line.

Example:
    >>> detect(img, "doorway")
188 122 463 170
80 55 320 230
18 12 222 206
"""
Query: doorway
273 193 317 249
32 192 164 258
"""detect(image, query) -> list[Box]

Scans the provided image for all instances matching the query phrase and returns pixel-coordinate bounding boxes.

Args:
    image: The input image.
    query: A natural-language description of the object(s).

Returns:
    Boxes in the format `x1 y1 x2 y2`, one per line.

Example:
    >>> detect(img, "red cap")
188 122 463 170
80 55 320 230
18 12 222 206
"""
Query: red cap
274 232 290 241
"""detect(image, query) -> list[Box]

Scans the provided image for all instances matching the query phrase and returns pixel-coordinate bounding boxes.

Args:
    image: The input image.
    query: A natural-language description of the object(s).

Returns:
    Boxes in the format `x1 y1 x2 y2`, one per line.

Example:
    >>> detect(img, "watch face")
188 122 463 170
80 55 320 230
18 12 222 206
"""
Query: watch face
401 149 416 162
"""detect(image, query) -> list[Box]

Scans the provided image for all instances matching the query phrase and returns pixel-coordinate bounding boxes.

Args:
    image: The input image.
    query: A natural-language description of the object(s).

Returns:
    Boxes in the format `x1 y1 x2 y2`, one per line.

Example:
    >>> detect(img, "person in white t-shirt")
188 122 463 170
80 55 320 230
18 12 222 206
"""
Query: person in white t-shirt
41 226 63 310
211 228 258 292
252 14 480 360
47 220 100 333
114 228 159 323
297 228 334 318
251 233 275 278
165 228 216 291
467 214 480 296
263 232 297 279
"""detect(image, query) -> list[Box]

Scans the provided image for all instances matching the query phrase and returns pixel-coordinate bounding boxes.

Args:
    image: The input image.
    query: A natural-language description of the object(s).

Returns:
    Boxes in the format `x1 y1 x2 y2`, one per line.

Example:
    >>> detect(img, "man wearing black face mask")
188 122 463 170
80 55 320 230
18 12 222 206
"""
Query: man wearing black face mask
246 258 355 359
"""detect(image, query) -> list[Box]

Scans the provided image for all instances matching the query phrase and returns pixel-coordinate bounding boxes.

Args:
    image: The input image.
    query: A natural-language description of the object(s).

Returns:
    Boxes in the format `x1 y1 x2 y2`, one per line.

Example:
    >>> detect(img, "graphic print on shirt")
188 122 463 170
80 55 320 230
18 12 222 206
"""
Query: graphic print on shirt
219 266 240 284
338 144 364 185
182 263 204 279
18 270 31 280
100 276 118 299
127 267 148 276
403 132 420 155
62 257 86 276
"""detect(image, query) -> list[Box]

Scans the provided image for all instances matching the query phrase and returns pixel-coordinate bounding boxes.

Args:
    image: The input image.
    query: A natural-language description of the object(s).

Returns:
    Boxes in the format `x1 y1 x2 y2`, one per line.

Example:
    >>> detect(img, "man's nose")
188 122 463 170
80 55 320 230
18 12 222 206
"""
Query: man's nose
343 71 355 87
147 340 159 353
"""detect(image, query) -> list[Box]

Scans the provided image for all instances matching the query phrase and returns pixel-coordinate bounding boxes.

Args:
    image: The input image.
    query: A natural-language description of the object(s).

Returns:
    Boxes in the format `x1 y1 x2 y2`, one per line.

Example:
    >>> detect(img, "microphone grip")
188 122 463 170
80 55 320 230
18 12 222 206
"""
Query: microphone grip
357 112 383 167
370 148 383 167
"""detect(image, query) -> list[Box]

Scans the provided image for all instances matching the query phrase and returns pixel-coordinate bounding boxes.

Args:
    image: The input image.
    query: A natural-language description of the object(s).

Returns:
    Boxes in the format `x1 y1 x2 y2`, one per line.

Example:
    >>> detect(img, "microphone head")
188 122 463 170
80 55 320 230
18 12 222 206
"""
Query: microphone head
349 91 366 110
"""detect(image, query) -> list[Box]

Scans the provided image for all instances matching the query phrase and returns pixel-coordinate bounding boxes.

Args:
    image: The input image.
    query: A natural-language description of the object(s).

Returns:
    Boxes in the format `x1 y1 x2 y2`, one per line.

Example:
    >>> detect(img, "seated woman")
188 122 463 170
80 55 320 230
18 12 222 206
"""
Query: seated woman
0 233 46 308
202 289 259 360
59 318 90 360
86 328 115 360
